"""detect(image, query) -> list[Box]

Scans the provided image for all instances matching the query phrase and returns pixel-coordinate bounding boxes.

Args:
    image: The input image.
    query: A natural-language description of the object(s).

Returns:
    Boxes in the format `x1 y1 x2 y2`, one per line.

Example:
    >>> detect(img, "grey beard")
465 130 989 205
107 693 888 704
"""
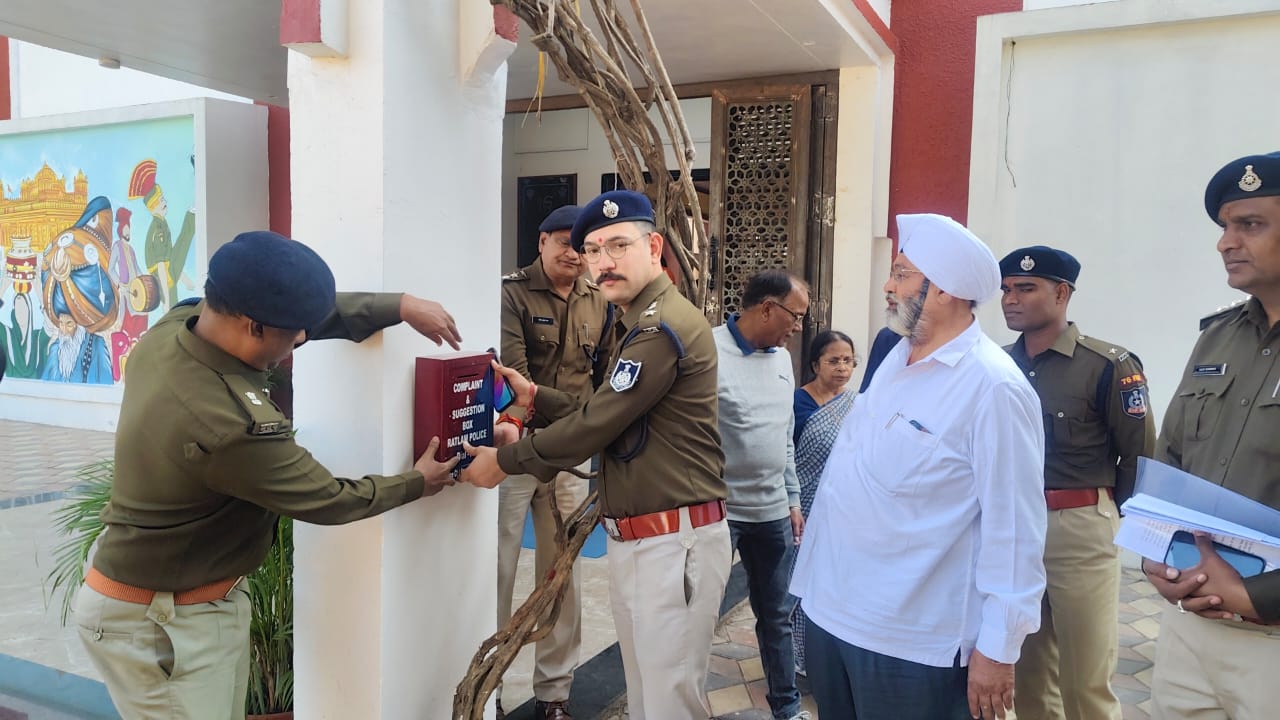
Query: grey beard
885 280 929 341
57 325 87 379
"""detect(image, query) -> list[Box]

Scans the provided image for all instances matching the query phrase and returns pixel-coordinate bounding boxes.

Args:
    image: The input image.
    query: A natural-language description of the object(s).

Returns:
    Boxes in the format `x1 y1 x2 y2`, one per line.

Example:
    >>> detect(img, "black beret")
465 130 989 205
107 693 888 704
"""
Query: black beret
570 190 655 252
1205 152 1280 224
538 205 581 233
999 245 1081 288
207 231 336 330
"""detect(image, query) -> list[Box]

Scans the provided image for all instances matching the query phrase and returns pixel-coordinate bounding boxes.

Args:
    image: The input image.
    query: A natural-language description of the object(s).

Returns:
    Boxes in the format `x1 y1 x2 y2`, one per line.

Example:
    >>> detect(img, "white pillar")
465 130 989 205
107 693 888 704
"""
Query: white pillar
287 0 512 716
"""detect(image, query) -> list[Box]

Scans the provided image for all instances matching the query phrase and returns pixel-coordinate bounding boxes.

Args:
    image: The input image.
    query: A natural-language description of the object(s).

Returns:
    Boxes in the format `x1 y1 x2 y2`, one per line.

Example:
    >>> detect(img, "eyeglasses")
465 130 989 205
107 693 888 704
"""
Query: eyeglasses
581 234 647 263
767 299 807 327
889 265 922 284
821 357 857 368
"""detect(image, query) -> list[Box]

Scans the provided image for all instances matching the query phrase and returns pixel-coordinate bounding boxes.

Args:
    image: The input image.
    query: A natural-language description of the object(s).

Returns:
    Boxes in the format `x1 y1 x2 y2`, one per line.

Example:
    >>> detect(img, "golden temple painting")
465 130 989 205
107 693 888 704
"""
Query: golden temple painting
1 115 197 385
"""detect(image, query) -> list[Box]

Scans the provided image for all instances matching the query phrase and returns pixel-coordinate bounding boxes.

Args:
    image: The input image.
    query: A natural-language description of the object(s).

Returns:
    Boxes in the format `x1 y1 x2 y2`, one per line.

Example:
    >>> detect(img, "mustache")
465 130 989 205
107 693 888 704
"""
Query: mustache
596 272 626 282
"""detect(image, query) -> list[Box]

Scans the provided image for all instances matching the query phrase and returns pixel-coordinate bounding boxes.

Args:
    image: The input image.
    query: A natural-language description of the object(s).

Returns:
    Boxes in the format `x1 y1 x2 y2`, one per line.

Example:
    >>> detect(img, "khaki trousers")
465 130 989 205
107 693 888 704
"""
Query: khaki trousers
74 580 251 720
497 468 589 702
1015 491 1122 720
1151 605 1280 719
609 510 731 720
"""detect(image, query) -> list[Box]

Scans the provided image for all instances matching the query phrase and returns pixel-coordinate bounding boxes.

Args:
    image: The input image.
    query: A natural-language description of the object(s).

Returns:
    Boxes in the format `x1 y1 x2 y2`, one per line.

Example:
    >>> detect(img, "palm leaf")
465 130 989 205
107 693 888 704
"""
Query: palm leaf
44 459 114 624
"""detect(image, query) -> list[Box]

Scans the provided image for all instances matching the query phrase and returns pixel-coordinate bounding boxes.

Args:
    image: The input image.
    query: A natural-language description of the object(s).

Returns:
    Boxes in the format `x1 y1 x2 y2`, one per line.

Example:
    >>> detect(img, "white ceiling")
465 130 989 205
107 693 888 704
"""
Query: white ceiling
0 0 287 102
0 0 881 105
505 0 882 100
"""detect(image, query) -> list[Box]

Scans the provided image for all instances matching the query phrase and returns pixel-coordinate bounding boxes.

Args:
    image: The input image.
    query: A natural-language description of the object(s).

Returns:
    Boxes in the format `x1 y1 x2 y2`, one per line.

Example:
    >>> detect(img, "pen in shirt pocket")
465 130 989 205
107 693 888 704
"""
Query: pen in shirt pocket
908 419 932 434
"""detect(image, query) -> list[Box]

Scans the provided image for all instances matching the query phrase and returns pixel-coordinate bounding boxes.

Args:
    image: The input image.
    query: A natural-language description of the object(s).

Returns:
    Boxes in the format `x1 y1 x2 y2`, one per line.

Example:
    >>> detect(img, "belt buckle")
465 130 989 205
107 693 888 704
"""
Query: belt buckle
601 517 623 541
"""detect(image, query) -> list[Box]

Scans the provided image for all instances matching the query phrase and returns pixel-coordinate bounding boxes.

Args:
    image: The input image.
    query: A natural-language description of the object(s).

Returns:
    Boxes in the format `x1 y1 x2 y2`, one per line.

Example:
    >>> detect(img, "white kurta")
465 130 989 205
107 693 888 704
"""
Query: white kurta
791 318 1047 667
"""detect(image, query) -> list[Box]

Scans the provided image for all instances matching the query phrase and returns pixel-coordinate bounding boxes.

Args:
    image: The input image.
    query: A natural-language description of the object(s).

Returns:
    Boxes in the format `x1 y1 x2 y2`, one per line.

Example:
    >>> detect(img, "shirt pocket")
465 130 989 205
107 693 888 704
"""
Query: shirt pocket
576 323 601 373
1046 397 1102 469
864 413 942 496
1176 374 1233 442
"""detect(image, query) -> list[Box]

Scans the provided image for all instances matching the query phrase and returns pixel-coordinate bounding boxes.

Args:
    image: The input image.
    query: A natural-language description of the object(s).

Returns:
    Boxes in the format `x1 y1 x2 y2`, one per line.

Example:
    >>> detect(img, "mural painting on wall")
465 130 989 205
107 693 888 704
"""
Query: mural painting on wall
0 116 197 386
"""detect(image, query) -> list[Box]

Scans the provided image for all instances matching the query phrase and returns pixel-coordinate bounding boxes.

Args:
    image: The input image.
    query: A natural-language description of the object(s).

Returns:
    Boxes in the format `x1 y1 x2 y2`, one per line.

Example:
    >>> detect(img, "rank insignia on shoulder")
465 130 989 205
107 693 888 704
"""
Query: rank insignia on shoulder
255 421 282 435
1192 363 1228 376
1122 386 1149 419
245 391 264 406
502 270 527 281
610 358 642 392
642 300 658 317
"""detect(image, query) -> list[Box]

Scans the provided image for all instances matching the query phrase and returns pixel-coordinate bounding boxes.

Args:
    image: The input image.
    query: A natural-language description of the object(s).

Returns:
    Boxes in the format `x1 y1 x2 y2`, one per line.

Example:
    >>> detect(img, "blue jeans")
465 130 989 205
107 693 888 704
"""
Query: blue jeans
805 615 970 719
730 517 800 719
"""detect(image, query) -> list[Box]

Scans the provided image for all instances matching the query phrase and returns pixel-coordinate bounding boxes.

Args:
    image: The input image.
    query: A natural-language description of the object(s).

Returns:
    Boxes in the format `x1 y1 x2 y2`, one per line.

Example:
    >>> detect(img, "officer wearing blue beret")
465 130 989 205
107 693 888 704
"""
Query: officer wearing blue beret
998 245 1155 720
465 190 731 720
1145 152 1280 718
76 230 465 719
494 204 610 720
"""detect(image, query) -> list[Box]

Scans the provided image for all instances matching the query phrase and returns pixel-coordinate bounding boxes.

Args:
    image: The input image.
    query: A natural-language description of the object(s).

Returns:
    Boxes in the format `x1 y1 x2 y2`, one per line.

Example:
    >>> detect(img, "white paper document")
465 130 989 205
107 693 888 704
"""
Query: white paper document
1116 493 1280 571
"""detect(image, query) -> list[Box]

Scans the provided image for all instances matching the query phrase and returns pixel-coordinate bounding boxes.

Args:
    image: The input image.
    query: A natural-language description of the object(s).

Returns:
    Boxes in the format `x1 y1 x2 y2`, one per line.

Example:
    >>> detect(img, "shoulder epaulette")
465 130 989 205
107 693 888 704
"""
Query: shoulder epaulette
1076 335 1135 364
584 277 599 290
222 374 291 436
501 270 527 282
1199 299 1247 331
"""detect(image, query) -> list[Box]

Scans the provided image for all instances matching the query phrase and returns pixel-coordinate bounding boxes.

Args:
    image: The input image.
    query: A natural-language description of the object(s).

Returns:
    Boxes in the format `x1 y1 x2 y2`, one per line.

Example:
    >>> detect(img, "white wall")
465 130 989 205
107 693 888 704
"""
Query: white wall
501 99 711 270
831 63 895 381
10 41 248 119
970 2 1280 424
288 0 509 716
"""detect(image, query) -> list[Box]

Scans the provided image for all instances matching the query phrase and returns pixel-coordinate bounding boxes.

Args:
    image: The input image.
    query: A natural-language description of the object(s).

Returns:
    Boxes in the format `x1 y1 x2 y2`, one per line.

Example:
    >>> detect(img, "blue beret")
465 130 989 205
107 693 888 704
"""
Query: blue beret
207 231 336 330
538 205 581 233
999 245 1080 288
570 190 655 252
1205 152 1280 224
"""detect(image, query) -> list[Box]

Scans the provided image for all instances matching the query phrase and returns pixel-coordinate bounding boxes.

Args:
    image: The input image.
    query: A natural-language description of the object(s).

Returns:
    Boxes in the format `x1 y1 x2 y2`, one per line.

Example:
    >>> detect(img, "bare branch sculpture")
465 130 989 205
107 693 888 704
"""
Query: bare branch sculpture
493 0 712 316
454 3 711 716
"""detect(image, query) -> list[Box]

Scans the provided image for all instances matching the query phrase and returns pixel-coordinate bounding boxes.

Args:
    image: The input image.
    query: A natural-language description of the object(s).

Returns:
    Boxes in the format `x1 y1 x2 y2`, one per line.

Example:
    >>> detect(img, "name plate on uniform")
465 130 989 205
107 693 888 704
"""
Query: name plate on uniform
413 352 495 466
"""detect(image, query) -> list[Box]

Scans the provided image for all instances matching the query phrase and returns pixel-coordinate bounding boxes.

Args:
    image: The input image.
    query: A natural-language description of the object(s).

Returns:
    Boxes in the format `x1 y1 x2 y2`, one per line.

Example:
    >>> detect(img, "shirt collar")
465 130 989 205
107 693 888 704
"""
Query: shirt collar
912 315 984 368
527 258 592 297
618 273 674 328
1011 322 1079 364
176 306 270 383
726 312 776 355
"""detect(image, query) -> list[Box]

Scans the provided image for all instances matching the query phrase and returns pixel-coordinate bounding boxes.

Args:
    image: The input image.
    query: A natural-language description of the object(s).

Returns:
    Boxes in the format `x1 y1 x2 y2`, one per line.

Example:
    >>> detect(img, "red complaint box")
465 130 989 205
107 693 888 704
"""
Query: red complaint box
413 352 495 464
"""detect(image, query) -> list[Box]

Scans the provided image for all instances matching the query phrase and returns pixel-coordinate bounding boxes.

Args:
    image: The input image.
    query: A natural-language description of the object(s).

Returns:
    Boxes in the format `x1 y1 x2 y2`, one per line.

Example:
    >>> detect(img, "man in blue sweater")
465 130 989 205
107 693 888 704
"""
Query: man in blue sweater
714 268 811 720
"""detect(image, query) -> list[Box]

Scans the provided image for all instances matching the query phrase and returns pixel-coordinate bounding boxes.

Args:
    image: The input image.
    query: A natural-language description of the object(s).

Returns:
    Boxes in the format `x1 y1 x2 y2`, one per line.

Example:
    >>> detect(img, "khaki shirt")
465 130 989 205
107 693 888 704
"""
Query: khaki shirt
94 293 425 591
1156 298 1280 620
1007 323 1155 504
500 259 611 426
497 273 726 517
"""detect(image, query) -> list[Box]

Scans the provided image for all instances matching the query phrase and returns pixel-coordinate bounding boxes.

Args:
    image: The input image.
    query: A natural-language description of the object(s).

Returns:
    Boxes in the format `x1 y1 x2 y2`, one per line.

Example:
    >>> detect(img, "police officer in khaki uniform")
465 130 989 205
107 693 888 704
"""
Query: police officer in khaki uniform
999 246 1155 720
496 204 609 720
73 231 463 720
463 190 730 720
1143 151 1280 719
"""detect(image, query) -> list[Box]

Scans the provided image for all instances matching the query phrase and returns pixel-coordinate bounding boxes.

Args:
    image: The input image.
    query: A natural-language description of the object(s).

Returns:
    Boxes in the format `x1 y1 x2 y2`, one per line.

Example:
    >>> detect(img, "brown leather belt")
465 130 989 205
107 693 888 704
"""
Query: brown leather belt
601 499 726 542
86 566 242 606
1045 487 1113 511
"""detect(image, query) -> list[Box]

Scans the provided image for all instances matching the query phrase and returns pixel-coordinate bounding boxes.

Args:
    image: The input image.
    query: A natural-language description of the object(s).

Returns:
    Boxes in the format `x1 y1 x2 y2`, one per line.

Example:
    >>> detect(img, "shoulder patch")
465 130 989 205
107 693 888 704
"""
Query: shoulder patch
501 270 528 282
222 374 291 436
1199 299 1247 331
610 358 642 392
1121 385 1149 419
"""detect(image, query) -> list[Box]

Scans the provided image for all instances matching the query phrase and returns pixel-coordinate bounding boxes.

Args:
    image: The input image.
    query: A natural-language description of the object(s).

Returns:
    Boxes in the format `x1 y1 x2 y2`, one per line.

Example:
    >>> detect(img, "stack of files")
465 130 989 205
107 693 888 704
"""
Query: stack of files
1114 458 1280 571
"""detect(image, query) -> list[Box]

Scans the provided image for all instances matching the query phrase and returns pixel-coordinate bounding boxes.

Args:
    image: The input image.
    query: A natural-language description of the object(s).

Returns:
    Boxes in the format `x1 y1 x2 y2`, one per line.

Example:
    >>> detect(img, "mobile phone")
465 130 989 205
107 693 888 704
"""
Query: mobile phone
1164 530 1266 578
494 374 517 413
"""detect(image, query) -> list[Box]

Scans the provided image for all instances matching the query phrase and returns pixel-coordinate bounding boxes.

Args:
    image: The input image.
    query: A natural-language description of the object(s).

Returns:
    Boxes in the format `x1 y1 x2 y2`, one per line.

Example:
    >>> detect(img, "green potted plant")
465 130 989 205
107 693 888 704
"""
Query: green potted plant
47 459 295 718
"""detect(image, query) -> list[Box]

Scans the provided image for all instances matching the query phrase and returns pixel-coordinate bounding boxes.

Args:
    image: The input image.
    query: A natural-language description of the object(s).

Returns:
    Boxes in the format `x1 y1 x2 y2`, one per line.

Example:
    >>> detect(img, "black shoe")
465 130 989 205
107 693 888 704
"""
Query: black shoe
534 699 573 720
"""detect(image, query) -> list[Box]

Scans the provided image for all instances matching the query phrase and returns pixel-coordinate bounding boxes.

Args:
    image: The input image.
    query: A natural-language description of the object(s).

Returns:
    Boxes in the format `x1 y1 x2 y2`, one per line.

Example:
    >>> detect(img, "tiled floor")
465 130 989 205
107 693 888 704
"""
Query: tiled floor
1 418 1166 719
